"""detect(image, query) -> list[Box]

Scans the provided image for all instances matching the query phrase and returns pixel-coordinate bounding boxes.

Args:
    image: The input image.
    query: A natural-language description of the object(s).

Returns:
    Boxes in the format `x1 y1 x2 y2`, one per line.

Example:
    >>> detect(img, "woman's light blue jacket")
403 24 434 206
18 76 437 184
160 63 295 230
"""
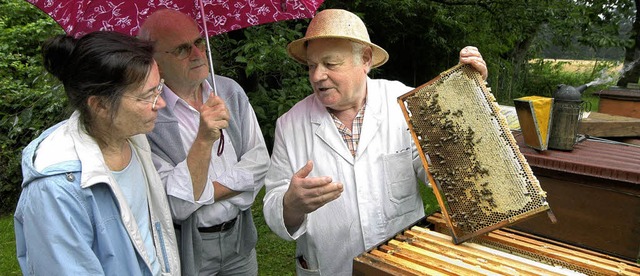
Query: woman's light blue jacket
14 112 180 275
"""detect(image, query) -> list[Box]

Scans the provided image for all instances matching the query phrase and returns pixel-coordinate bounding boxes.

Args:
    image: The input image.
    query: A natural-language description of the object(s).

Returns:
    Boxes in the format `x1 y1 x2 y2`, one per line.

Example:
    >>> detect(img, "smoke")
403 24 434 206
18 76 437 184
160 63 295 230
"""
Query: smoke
585 58 640 87
585 69 615 87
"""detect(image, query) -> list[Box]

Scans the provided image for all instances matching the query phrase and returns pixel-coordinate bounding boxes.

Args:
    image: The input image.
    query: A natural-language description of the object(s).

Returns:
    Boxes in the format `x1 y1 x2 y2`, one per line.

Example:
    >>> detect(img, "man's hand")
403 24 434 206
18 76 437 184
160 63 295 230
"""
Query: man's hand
459 46 488 80
188 93 230 199
197 93 229 142
282 160 344 228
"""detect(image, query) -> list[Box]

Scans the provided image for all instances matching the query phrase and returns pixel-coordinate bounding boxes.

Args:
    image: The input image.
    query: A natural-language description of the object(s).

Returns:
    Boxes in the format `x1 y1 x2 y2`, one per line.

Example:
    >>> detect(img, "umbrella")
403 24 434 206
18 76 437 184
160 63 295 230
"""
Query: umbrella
25 0 323 38
26 0 323 88
26 0 323 155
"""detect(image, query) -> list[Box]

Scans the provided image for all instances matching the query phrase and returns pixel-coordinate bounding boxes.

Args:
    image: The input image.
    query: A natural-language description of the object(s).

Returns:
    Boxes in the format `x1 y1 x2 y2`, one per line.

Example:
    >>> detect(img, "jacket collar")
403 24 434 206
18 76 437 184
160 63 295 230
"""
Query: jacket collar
309 77 383 163
26 111 149 189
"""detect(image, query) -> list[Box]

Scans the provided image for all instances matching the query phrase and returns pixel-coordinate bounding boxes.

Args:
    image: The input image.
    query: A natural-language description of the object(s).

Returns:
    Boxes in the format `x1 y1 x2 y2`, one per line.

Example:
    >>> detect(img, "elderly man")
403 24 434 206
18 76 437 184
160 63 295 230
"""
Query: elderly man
139 9 270 275
263 9 487 275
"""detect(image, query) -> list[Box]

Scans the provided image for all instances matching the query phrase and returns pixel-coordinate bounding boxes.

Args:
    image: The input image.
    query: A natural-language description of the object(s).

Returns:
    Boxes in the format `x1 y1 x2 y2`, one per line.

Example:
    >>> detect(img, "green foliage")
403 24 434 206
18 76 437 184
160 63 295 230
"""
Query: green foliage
246 78 311 150
549 0 633 51
209 21 311 150
522 59 619 99
0 0 66 214
322 1 466 87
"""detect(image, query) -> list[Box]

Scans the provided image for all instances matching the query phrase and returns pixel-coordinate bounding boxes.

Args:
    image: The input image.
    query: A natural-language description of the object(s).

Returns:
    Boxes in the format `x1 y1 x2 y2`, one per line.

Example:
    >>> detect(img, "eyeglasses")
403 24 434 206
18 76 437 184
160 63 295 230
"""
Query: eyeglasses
123 79 164 110
164 38 207 60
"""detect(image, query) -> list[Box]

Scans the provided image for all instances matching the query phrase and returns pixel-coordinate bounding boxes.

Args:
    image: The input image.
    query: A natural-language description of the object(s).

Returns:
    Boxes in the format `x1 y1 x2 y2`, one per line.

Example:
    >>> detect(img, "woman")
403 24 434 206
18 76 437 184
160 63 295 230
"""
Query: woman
14 31 180 275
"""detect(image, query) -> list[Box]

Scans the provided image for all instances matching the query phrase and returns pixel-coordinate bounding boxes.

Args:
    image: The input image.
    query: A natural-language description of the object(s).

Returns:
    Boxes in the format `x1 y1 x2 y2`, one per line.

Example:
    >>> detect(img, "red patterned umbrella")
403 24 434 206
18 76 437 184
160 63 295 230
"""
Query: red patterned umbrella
25 0 323 38
26 0 323 155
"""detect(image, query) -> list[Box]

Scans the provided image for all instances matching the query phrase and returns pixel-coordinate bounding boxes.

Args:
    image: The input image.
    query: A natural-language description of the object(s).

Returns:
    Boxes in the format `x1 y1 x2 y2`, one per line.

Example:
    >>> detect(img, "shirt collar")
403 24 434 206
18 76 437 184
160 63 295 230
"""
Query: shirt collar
162 79 213 111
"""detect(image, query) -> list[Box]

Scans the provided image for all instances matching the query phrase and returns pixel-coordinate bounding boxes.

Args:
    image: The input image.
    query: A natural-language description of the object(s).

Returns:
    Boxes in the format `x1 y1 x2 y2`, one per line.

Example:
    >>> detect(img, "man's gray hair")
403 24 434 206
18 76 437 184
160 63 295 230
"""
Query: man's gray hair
351 42 371 73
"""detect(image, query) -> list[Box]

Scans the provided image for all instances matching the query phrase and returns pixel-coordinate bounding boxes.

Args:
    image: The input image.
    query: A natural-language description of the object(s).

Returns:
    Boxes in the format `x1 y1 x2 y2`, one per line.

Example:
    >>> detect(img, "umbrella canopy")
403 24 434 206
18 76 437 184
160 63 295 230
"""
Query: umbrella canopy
26 0 323 38
26 0 323 156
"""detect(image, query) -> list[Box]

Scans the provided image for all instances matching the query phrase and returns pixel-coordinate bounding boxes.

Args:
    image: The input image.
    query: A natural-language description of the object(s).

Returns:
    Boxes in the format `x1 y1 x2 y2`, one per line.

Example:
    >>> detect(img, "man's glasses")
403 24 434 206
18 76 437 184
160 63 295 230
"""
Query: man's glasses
123 79 164 110
164 38 207 60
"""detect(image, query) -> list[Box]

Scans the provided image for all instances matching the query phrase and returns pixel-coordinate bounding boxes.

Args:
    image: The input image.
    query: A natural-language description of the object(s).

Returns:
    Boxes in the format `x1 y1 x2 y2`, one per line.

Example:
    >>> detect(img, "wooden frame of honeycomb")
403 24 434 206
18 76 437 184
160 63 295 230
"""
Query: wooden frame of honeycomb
398 64 553 244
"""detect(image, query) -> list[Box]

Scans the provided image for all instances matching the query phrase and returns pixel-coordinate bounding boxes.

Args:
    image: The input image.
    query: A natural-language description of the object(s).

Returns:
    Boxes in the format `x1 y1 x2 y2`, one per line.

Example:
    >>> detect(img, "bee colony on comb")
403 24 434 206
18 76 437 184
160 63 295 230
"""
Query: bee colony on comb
398 64 552 244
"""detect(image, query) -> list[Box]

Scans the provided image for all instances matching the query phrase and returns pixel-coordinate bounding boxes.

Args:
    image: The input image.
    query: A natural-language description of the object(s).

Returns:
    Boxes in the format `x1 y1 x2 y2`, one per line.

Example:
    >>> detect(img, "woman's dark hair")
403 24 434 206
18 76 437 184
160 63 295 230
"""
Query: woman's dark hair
42 31 154 129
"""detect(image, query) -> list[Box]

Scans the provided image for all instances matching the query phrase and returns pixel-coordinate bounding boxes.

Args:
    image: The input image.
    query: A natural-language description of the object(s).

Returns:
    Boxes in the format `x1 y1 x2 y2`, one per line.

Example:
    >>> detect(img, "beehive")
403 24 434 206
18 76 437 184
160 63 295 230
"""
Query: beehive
398 64 552 244
353 213 640 275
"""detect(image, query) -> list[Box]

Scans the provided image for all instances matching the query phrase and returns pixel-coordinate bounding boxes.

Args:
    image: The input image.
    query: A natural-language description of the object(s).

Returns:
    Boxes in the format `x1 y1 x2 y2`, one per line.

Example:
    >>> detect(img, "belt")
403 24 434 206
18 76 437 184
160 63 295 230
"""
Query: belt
173 217 237 233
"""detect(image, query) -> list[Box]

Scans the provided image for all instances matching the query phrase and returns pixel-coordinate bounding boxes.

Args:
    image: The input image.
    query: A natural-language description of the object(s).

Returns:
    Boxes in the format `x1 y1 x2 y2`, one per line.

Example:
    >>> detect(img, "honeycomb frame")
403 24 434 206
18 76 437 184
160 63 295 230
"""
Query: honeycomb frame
398 64 552 244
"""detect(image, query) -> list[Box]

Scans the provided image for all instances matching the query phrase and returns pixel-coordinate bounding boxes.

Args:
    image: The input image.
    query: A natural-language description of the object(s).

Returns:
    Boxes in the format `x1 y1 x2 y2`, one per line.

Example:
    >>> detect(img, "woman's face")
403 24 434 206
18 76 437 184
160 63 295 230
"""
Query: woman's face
111 62 165 138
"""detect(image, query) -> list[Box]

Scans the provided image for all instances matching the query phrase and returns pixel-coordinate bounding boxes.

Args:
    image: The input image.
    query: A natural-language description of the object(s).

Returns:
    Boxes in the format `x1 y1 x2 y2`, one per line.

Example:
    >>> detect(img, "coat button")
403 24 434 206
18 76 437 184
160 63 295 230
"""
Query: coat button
66 173 75 182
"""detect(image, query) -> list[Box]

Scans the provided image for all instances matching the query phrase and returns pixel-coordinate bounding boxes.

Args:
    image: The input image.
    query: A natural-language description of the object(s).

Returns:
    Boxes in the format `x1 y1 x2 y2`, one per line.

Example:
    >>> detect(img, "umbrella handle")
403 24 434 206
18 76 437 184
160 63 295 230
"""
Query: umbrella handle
217 130 224 156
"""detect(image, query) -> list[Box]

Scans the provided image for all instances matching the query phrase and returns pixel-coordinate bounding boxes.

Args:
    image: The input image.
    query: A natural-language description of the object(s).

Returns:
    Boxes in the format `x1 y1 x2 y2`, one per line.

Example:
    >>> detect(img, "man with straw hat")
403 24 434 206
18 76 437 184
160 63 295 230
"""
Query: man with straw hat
263 9 487 274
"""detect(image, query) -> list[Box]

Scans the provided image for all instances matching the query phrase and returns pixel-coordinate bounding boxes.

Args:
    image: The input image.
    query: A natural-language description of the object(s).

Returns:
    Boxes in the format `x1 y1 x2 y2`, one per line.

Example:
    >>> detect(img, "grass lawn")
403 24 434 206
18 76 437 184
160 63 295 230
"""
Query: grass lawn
1 185 438 275
252 188 296 275
0 215 19 275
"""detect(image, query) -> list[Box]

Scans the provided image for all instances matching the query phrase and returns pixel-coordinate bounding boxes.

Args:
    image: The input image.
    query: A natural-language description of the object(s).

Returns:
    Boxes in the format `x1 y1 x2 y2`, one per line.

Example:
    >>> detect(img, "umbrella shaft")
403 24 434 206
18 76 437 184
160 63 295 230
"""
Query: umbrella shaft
198 0 218 96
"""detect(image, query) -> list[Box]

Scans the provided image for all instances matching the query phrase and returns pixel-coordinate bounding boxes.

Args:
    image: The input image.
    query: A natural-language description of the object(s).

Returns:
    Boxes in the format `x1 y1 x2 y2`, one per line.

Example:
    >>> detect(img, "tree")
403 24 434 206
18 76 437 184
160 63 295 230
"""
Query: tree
0 0 633 214
618 0 640 86
321 0 632 99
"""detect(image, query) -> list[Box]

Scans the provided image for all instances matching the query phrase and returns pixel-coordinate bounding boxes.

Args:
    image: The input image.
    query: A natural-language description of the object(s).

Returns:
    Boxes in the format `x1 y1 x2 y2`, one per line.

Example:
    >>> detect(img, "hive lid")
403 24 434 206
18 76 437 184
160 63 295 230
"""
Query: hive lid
514 133 640 185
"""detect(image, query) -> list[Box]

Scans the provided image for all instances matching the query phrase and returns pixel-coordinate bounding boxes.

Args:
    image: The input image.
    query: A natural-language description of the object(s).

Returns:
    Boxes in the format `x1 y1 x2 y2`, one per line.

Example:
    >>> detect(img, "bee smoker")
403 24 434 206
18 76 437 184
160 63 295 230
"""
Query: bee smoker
548 84 589 150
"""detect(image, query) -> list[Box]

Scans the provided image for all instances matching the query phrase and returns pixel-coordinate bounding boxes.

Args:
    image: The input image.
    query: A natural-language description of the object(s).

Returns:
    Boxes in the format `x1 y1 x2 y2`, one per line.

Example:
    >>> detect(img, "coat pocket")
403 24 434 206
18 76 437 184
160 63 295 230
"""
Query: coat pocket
382 150 418 205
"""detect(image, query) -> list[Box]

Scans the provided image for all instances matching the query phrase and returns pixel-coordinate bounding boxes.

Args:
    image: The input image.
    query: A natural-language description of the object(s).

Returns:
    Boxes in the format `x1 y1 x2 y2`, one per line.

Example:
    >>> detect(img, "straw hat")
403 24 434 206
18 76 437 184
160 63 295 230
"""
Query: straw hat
287 9 389 68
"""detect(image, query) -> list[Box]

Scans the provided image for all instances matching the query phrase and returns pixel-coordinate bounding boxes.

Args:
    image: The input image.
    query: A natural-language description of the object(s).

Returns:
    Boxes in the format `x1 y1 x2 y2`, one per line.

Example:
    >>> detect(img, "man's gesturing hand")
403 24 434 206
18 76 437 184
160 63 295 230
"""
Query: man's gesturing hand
283 160 344 228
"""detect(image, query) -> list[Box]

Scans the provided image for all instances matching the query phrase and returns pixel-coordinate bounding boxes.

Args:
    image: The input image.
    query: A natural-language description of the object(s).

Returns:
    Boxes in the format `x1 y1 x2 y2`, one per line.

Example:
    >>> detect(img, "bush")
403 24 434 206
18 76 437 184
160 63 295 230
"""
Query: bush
490 58 619 108
525 59 620 96
0 0 66 214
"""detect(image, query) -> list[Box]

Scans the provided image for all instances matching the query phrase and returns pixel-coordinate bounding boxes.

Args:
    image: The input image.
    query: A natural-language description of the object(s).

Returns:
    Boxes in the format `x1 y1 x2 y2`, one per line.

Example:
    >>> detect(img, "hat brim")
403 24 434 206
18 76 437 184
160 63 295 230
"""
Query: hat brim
287 36 389 69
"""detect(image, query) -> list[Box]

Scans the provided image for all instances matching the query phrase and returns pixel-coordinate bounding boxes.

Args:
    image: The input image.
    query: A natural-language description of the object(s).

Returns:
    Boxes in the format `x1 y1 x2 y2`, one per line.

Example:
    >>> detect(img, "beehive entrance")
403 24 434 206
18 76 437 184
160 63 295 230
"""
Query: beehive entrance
398 64 551 244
